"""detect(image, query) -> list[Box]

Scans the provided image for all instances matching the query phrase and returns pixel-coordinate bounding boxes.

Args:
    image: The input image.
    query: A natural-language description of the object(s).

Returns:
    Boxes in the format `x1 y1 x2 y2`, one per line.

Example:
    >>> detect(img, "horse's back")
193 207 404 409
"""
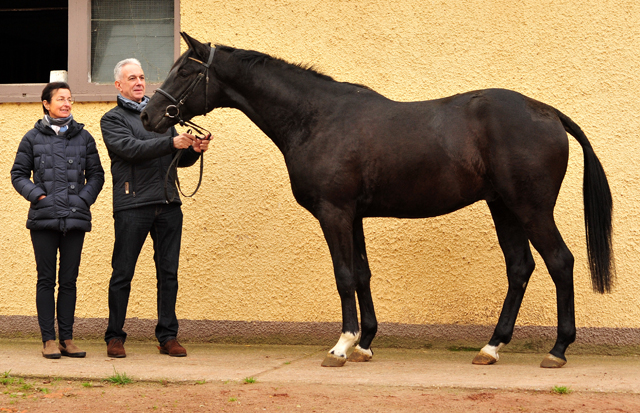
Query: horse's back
289 88 570 219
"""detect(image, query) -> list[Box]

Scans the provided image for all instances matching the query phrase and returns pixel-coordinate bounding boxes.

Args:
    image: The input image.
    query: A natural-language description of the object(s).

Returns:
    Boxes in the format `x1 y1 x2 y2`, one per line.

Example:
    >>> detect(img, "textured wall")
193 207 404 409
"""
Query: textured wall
1 0 639 341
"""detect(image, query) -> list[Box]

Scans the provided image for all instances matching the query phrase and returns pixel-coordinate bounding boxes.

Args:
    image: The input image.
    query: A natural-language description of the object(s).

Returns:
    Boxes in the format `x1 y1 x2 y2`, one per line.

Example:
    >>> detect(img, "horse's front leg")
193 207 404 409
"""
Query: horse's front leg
347 217 376 363
317 205 360 367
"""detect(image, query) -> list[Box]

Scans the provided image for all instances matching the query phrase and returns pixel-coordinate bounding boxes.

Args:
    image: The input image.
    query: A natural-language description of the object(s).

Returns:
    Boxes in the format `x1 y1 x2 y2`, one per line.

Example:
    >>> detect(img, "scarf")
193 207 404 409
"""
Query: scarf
43 114 73 135
118 95 149 113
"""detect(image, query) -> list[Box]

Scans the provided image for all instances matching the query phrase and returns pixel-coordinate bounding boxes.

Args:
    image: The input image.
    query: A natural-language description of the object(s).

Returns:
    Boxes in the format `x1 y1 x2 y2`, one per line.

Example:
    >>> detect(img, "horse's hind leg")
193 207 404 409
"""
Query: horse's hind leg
524 215 575 368
347 218 377 362
317 204 360 367
473 199 535 365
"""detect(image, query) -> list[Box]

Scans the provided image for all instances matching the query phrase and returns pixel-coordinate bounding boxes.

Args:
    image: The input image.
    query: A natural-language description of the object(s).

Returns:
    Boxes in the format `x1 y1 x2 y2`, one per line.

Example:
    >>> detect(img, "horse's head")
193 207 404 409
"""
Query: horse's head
142 32 219 133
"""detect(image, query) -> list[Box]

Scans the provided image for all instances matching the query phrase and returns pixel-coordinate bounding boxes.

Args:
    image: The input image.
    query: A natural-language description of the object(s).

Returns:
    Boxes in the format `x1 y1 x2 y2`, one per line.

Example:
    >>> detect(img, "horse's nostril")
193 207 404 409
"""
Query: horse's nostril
140 111 149 125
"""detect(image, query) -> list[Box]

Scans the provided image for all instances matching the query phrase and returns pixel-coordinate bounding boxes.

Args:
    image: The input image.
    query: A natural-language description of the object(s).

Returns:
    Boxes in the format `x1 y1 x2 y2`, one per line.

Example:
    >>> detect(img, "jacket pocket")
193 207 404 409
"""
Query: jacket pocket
69 195 91 219
31 193 54 210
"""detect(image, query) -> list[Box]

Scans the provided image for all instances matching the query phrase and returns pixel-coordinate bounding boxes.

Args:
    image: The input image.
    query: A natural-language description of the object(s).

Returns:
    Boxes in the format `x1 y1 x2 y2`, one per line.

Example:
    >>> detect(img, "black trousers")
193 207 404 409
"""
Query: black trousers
30 229 85 342
105 203 183 345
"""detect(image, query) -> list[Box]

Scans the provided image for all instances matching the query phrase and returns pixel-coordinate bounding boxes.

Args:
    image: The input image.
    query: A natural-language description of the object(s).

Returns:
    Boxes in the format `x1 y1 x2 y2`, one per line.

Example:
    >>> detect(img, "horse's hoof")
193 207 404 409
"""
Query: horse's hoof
540 354 567 368
472 350 498 365
321 353 347 367
347 346 372 362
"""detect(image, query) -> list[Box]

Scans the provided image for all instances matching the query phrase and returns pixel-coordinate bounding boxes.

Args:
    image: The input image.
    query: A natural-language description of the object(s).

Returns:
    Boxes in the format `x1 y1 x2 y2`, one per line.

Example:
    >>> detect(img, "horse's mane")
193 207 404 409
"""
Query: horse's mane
215 45 372 91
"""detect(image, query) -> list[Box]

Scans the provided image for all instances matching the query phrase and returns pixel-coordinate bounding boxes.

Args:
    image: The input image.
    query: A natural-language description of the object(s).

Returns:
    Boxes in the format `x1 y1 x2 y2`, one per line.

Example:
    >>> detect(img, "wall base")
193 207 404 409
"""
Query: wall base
2 316 639 354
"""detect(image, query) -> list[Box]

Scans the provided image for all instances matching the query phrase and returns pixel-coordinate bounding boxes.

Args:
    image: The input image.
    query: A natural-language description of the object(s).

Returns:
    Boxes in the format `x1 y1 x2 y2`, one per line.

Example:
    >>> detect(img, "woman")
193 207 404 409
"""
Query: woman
11 82 104 359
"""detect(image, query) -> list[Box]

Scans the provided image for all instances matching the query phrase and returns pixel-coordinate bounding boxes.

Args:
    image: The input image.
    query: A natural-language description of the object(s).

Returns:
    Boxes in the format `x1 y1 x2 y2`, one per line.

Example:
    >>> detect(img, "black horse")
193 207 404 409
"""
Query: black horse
142 33 614 368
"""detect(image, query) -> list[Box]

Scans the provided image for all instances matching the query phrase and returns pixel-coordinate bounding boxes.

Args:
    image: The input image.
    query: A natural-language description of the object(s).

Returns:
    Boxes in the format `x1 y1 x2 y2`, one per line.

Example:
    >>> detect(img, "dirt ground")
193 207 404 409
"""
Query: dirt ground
2 375 640 413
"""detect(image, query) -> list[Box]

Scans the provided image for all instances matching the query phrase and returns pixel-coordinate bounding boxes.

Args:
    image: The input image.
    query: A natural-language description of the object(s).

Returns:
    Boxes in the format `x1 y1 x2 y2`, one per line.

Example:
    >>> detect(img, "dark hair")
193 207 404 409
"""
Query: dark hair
41 82 71 115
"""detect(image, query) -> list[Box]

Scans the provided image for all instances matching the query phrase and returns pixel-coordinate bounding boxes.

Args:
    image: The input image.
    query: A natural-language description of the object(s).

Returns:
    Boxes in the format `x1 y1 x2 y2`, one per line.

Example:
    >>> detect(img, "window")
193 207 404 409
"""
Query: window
0 0 179 103
91 0 175 84
0 1 68 84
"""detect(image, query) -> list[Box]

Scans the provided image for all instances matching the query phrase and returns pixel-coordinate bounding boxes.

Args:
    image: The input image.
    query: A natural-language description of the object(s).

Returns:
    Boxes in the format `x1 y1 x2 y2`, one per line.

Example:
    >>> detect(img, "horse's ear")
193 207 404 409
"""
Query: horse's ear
180 32 210 59
180 32 192 47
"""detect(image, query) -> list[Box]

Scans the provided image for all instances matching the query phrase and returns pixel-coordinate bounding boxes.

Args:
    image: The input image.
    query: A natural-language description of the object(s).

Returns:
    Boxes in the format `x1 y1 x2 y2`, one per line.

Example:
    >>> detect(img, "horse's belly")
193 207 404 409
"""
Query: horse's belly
358 160 489 218
362 194 481 219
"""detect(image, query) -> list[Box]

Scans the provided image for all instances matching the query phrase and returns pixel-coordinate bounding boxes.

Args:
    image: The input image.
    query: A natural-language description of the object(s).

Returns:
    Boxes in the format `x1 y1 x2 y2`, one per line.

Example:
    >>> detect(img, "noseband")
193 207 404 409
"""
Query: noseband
155 46 216 135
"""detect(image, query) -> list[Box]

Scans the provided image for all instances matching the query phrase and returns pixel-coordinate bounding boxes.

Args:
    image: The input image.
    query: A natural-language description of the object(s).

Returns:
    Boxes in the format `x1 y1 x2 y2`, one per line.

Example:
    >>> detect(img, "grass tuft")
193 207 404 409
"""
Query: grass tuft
243 377 256 384
552 385 572 394
106 367 133 385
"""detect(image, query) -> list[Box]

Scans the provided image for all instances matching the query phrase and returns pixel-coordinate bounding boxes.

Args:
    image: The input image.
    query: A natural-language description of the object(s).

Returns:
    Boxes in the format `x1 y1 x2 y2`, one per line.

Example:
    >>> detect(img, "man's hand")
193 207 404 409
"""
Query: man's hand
173 132 196 149
193 133 211 153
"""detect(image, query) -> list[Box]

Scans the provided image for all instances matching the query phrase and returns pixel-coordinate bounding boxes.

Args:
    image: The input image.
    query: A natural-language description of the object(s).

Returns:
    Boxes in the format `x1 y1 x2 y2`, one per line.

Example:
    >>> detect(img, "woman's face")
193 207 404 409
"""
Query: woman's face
44 88 73 119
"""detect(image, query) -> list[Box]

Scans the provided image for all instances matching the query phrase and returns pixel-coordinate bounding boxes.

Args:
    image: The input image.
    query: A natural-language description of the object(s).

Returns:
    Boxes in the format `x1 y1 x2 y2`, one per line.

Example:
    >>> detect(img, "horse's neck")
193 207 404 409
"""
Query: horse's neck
217 60 330 153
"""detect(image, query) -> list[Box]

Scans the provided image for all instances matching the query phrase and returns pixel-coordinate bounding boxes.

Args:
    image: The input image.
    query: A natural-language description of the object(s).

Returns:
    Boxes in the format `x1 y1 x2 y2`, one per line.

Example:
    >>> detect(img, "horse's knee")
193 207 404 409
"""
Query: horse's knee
334 267 356 296
507 256 535 284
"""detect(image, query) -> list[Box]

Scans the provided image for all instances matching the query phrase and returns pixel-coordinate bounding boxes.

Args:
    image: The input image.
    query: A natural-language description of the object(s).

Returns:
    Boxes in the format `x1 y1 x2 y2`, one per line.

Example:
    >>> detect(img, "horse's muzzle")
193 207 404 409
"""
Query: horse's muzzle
140 110 167 133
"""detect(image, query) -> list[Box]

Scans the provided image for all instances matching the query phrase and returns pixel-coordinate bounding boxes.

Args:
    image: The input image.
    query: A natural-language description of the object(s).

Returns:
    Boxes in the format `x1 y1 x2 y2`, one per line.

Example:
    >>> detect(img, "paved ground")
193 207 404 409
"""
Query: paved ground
1 338 639 393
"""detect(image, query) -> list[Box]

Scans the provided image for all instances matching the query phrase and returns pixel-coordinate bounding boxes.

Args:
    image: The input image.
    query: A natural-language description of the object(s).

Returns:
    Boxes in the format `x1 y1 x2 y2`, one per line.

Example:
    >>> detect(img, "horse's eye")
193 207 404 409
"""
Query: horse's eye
178 69 189 77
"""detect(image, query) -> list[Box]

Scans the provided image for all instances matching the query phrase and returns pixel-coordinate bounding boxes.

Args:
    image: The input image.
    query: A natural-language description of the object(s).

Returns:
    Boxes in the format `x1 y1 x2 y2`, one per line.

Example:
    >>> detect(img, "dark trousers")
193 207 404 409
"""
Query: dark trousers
30 229 85 342
105 203 183 345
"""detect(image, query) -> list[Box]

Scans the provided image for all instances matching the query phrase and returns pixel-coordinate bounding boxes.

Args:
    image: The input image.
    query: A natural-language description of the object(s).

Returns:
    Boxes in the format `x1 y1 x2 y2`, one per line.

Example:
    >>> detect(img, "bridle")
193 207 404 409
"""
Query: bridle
155 45 216 136
154 46 216 202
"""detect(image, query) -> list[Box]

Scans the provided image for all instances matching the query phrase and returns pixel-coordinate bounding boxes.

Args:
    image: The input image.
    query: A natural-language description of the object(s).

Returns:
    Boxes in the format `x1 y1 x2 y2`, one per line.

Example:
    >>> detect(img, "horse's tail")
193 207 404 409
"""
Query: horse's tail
555 109 615 293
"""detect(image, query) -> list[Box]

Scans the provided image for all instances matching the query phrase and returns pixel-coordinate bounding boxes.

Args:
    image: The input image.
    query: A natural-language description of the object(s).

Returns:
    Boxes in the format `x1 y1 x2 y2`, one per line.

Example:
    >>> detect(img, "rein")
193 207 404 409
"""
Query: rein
156 46 216 202
164 129 206 203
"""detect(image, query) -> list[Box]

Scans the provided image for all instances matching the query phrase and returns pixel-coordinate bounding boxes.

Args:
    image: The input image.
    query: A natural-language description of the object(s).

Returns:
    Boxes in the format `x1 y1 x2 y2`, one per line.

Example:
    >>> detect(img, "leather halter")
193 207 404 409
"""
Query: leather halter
155 46 216 135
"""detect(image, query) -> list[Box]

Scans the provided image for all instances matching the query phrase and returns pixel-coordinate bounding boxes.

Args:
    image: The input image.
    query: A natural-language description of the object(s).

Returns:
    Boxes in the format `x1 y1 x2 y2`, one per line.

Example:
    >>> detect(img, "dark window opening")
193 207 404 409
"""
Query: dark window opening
0 1 68 84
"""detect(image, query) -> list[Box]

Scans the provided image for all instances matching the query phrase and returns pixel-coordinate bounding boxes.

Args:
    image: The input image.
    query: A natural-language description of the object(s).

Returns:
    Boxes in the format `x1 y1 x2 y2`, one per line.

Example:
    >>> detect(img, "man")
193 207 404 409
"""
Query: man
101 58 209 358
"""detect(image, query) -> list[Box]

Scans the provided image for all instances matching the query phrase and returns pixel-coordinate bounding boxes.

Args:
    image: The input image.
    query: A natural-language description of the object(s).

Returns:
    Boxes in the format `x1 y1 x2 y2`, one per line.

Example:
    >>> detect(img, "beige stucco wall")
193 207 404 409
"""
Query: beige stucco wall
1 0 639 340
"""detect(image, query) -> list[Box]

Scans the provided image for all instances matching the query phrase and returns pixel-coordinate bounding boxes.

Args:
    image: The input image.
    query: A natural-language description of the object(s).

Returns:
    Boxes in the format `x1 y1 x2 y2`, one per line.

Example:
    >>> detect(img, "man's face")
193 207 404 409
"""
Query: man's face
115 63 146 102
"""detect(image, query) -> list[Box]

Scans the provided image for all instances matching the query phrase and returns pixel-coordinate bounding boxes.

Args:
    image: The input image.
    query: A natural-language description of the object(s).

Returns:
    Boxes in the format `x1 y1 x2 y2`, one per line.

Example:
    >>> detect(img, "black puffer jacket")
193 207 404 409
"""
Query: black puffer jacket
11 119 105 232
101 99 200 212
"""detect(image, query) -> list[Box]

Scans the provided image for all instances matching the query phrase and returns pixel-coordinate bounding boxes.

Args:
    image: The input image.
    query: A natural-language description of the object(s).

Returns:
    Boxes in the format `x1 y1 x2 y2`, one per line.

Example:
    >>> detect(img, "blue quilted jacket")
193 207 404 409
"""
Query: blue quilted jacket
11 119 105 232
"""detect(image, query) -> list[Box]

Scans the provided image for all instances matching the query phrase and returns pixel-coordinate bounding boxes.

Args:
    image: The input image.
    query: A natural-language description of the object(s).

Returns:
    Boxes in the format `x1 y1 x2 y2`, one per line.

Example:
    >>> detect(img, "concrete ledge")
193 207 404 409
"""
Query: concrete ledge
1 315 640 350
3 339 640 393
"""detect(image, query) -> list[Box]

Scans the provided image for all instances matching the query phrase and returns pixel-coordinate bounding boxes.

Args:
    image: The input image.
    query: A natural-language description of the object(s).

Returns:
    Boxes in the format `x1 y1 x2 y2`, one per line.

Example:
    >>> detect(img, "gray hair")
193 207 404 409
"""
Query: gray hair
114 58 142 81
